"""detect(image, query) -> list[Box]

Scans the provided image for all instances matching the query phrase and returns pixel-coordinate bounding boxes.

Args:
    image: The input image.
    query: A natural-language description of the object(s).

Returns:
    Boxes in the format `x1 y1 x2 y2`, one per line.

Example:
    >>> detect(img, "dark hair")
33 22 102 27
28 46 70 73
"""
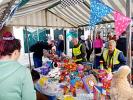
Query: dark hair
0 32 21 58
31 69 40 82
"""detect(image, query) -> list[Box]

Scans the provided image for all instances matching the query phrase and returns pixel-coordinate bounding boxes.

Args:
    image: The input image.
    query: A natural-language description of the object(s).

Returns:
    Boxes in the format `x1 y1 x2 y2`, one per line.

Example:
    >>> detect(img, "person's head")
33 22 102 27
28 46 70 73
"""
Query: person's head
121 31 126 36
50 40 56 47
96 32 101 39
112 35 117 41
108 40 116 52
80 35 85 41
31 69 40 83
0 32 21 60
47 40 55 46
59 35 64 40
72 38 78 46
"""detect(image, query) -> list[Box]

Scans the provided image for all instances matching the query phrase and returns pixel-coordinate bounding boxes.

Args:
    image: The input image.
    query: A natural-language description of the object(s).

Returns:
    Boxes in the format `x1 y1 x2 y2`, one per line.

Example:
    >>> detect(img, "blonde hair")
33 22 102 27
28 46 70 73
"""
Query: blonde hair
109 40 116 47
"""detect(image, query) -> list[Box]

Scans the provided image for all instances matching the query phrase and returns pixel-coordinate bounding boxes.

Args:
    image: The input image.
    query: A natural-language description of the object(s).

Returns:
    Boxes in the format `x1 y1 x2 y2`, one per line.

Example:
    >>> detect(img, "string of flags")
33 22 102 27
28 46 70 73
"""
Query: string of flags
89 0 113 27
89 0 132 37
114 11 131 37
61 0 132 37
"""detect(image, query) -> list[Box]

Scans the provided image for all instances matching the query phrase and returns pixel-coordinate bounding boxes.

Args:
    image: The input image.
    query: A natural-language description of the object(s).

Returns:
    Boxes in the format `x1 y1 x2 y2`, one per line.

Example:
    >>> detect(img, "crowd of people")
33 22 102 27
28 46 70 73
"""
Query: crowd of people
71 31 127 73
0 29 130 100
29 30 128 73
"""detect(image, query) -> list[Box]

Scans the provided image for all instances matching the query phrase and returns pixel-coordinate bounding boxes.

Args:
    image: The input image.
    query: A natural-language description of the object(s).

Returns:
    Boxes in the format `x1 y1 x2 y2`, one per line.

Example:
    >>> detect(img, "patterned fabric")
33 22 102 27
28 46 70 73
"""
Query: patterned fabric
89 0 113 27
114 11 131 37
60 0 84 8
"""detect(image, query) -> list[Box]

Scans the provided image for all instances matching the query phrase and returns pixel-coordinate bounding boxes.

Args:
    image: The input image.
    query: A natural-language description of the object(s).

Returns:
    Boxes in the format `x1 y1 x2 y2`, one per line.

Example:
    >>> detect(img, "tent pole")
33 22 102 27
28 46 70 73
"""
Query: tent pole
25 26 32 70
126 0 132 84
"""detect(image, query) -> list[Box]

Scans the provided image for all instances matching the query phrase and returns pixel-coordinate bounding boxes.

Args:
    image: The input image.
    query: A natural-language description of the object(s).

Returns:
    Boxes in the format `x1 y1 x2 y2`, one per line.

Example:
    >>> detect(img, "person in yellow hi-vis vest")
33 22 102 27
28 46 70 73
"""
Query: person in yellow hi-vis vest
72 38 87 64
101 40 126 72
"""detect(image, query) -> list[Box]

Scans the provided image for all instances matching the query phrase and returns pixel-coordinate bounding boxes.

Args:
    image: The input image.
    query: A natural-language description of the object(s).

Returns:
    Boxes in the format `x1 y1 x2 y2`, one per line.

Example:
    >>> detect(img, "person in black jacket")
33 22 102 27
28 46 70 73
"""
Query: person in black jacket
30 41 53 68
116 31 127 57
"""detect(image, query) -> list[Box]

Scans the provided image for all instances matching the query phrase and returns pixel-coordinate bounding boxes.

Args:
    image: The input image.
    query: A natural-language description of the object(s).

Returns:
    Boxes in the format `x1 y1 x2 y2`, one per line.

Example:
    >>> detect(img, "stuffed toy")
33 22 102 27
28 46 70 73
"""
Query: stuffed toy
110 65 133 100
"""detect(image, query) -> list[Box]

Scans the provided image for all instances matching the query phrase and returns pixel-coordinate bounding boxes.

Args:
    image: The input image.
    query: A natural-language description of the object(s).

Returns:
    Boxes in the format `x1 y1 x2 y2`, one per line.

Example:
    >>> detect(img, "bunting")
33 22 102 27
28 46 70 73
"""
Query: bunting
89 0 113 27
89 12 102 27
114 11 132 37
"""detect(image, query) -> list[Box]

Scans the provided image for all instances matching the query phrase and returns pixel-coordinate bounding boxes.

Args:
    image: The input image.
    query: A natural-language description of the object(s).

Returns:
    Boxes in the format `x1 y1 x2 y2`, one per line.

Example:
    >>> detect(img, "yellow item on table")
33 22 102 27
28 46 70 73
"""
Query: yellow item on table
39 77 48 87
64 95 74 100
107 67 112 73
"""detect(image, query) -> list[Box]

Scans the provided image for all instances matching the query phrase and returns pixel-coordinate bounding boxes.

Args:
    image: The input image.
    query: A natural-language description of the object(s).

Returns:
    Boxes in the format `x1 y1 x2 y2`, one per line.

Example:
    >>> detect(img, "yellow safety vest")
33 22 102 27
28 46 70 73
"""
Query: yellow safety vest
72 44 83 62
103 48 120 66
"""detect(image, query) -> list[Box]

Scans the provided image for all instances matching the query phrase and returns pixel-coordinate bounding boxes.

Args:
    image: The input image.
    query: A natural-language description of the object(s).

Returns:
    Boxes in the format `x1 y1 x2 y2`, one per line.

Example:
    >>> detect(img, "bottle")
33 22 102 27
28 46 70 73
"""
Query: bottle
99 61 104 70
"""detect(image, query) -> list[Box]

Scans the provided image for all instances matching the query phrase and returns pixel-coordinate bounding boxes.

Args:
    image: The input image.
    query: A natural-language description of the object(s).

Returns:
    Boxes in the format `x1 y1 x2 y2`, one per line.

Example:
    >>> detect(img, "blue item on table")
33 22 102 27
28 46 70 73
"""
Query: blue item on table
45 61 53 68
40 67 49 75
48 96 56 100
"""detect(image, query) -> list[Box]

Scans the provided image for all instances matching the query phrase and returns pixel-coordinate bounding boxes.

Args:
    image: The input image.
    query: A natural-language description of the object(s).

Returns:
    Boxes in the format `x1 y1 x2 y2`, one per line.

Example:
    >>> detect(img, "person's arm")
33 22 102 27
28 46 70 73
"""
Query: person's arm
100 39 103 48
100 52 108 69
22 68 36 100
42 42 52 50
118 52 126 65
112 52 127 72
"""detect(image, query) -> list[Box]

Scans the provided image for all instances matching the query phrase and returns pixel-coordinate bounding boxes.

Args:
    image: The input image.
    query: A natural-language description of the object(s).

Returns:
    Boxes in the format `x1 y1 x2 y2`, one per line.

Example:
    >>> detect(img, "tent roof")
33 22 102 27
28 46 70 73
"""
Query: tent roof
0 0 132 28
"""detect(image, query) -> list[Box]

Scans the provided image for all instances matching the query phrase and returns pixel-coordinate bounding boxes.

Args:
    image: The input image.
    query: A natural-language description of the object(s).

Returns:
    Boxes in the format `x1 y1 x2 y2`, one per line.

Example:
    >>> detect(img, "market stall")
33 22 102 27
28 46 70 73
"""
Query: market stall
33 55 113 100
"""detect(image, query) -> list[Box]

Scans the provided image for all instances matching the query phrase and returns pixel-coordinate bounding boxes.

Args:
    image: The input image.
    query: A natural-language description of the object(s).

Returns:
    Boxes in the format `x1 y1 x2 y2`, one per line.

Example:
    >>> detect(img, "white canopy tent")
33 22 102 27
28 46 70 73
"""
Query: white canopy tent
0 0 132 28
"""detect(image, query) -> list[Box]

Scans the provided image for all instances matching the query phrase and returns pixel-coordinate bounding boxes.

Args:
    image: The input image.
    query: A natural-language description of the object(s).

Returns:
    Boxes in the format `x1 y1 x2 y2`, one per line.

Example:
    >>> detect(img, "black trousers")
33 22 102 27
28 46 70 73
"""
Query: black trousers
86 49 93 61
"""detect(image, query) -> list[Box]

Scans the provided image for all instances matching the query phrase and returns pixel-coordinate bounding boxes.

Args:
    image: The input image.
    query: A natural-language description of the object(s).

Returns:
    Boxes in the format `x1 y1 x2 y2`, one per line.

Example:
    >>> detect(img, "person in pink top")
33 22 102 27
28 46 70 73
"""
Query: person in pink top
93 33 103 54
93 32 103 68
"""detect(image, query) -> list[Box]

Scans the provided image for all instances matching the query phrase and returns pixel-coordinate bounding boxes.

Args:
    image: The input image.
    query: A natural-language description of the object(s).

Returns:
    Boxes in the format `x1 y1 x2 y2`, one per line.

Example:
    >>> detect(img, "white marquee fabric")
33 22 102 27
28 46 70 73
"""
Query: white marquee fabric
0 0 132 28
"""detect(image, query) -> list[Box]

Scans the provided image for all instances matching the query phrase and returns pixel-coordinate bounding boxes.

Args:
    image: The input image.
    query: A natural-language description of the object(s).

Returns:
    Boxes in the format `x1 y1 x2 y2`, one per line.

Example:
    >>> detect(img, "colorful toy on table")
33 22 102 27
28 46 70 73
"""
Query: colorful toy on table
59 70 68 82
98 61 112 89
40 67 50 75
77 64 85 78
45 61 53 68
97 61 106 79
70 86 76 97
48 67 60 79
82 74 97 93
38 77 48 87
83 63 93 75
53 62 63 68
93 85 109 100
75 81 84 89
93 68 112 100
65 63 77 72
70 77 79 87
62 56 70 63
63 85 69 95
77 64 84 72
64 95 74 100
101 67 112 89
